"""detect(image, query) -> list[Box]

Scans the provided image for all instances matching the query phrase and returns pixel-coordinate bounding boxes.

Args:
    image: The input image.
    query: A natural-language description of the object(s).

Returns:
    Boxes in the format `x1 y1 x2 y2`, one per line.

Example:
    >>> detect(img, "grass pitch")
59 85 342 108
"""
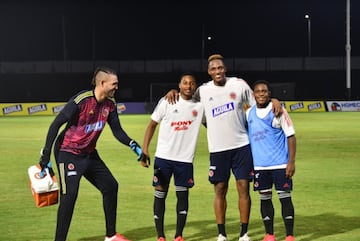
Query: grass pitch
0 112 359 241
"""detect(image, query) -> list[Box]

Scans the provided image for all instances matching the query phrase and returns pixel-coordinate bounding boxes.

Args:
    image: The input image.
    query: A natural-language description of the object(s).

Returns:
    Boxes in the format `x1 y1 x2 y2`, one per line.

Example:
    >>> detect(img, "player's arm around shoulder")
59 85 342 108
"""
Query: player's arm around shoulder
270 98 283 117
234 77 255 109
164 89 179 104
279 107 296 178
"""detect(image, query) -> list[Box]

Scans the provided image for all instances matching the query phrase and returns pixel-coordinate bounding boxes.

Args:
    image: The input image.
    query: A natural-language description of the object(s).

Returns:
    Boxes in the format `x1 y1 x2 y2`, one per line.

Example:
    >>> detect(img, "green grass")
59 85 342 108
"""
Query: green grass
0 112 359 241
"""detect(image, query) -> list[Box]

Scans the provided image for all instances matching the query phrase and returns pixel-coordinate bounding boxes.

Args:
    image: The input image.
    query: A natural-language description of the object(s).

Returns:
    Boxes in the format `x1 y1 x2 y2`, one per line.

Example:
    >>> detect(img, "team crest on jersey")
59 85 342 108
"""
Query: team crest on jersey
230 92 236 100
192 110 198 117
68 163 75 170
67 163 77 176
250 170 255 177
209 170 214 177
102 108 109 117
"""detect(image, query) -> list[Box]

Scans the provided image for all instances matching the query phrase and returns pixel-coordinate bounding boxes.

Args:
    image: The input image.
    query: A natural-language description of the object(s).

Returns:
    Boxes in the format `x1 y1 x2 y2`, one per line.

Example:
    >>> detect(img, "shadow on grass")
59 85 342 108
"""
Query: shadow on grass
294 212 359 241
78 213 359 241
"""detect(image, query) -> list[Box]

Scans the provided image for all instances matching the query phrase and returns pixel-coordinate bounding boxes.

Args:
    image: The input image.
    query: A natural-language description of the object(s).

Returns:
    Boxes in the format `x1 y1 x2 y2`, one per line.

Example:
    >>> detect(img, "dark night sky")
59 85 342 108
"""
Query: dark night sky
0 0 358 61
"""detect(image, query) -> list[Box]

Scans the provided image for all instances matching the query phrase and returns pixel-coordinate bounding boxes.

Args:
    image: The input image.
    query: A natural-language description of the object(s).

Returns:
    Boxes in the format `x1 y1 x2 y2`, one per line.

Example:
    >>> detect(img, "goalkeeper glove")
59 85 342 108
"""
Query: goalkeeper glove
130 140 151 167
39 148 55 178
39 148 50 170
129 140 143 161
39 162 55 178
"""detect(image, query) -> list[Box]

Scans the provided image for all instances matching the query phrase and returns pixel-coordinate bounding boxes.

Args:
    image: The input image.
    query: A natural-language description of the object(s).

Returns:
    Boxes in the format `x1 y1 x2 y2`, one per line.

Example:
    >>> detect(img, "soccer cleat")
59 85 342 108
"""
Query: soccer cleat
158 237 166 241
174 236 184 241
217 234 227 241
285 235 295 241
239 233 251 241
262 233 276 241
104 233 131 241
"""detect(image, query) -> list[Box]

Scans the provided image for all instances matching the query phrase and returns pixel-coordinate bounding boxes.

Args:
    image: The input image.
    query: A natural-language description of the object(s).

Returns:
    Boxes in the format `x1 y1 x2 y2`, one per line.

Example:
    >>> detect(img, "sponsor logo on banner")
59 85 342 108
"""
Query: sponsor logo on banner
307 102 322 111
52 105 65 114
327 101 360 112
331 102 341 111
117 103 126 113
28 104 47 115
285 101 326 112
289 102 304 112
2 104 23 115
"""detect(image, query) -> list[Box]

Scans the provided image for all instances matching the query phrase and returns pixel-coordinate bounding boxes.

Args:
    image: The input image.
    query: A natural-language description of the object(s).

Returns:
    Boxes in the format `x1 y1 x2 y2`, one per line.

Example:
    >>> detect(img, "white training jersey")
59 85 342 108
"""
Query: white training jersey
151 96 204 163
194 77 255 153
245 102 296 138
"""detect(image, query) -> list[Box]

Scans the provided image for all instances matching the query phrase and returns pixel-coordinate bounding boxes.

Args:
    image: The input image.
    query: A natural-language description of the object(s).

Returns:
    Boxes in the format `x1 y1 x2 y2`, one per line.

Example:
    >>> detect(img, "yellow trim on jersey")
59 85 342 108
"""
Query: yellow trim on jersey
73 90 116 105
108 97 116 104
74 91 94 104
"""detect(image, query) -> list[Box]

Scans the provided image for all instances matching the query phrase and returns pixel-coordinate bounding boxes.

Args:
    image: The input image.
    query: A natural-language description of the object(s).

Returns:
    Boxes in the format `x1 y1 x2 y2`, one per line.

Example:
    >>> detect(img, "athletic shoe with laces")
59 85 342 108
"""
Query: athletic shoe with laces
239 233 251 241
104 233 131 241
262 233 276 241
157 237 166 241
174 236 184 241
285 235 295 241
216 234 228 241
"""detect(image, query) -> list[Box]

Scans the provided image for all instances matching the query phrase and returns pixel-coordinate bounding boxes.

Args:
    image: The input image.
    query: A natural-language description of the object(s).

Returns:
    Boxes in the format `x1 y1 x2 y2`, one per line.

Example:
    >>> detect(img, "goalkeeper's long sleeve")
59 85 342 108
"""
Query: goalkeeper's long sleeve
43 111 69 154
107 110 132 146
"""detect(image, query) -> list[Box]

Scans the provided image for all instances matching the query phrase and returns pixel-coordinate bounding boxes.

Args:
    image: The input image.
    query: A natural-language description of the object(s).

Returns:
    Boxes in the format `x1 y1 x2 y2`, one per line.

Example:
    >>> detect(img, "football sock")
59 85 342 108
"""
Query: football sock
280 196 294 236
218 224 226 237
154 190 167 238
240 223 249 237
175 187 189 238
260 193 274 235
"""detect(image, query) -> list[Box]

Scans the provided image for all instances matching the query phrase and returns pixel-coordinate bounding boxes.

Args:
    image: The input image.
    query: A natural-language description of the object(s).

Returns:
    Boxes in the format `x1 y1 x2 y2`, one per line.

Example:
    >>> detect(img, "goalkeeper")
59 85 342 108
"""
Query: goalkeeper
38 66 150 241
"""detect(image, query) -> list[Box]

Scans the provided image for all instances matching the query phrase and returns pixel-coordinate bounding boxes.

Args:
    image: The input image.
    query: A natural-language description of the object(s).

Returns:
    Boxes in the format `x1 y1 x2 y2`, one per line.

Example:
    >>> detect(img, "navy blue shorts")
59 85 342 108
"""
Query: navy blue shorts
253 169 293 192
153 157 194 188
208 145 254 184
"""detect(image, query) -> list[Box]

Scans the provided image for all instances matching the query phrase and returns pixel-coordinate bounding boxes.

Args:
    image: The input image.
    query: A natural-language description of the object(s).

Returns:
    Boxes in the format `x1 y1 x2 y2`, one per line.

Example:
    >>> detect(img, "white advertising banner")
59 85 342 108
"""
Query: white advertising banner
326 101 360 112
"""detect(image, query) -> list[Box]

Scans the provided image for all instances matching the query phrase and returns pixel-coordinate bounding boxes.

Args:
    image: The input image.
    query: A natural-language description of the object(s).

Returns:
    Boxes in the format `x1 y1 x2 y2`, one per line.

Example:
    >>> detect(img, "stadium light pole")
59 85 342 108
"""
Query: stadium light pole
201 24 205 71
201 24 213 71
345 0 351 100
305 14 311 57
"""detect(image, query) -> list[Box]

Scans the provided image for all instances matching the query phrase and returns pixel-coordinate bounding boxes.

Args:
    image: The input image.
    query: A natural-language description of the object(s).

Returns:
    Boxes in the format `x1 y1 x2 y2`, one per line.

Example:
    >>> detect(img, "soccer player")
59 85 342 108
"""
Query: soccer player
246 80 296 241
165 54 282 241
38 66 150 241
142 73 204 241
